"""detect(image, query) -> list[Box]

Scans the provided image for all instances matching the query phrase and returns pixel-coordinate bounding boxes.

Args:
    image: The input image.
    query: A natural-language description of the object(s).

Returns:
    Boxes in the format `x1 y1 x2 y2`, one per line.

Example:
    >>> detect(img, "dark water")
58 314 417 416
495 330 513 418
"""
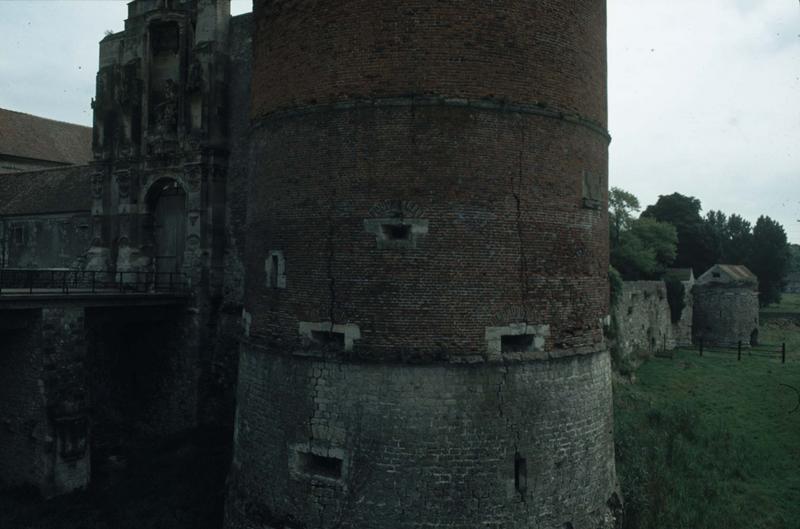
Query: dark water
0 429 229 529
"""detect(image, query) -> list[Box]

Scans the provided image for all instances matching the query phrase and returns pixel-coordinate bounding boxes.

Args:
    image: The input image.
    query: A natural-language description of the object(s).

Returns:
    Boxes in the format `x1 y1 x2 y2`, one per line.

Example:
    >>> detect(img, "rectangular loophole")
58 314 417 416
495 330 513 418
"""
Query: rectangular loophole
501 334 534 354
299 451 343 480
381 224 411 240
311 330 345 349
514 453 527 494
270 255 279 288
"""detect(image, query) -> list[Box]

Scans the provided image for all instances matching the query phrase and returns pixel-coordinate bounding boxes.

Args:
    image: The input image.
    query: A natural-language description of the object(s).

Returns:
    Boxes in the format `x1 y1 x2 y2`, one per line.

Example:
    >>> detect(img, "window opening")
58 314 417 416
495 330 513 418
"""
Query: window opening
311 330 345 350
501 334 534 354
514 453 527 497
298 451 343 480
270 255 279 289
381 223 411 241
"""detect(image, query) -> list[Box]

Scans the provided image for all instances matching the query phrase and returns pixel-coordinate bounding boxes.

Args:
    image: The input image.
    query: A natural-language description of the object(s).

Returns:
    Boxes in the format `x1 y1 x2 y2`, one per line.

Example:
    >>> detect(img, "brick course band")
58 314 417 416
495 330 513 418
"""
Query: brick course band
239 336 607 366
252 95 612 143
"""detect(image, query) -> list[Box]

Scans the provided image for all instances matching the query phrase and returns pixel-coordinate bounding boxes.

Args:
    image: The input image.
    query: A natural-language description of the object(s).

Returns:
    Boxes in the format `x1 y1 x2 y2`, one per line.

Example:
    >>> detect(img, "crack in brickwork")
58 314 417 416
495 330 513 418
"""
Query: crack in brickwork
326 170 338 331
514 122 531 326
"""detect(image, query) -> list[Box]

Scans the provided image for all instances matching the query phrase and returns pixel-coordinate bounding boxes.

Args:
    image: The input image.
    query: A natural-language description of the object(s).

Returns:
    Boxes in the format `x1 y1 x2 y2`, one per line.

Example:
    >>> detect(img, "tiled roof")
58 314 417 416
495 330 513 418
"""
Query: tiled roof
0 165 93 216
0 108 93 165
697 264 758 286
717 264 757 282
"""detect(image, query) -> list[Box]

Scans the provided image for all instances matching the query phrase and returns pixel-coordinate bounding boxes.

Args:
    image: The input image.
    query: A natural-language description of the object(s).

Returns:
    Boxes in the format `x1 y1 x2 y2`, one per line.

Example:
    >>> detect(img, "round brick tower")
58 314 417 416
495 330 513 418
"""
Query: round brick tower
228 1 619 528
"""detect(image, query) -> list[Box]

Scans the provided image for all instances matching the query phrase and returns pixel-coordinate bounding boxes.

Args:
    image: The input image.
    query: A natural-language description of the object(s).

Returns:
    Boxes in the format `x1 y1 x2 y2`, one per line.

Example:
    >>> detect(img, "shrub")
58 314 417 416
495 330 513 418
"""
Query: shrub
665 277 686 324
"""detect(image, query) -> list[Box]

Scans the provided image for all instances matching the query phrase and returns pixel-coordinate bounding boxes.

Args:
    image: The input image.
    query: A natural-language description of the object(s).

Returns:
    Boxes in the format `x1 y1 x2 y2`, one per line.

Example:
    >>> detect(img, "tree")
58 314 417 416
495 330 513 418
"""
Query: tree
787 244 800 275
611 217 678 280
703 210 728 265
665 277 686 324
747 216 790 306
609 187 640 246
723 214 753 265
641 193 714 274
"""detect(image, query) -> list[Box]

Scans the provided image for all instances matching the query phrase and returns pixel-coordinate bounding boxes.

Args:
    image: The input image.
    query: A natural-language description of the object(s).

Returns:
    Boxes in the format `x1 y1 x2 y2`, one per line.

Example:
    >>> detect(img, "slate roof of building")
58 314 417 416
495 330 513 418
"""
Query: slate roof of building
717 264 757 281
697 264 758 285
0 108 93 165
0 165 93 216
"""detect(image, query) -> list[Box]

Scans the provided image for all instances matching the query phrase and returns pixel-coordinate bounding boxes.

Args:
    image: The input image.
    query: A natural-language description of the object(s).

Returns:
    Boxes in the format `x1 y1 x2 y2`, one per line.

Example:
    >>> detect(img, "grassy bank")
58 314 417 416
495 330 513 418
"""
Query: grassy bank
614 321 800 529
761 293 800 315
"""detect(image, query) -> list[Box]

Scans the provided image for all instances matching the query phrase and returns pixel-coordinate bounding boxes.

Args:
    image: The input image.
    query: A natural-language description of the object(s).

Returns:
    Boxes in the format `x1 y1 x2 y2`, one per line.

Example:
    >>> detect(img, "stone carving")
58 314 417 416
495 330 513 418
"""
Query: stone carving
187 59 204 93
115 170 131 199
119 61 141 107
155 79 178 134
91 172 104 199
184 164 203 191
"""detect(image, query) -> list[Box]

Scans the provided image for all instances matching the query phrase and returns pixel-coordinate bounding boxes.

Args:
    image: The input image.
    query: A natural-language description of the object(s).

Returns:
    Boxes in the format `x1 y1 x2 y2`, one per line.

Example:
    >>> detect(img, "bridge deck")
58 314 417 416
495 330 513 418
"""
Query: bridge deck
0 291 190 309
0 269 190 308
0 290 190 309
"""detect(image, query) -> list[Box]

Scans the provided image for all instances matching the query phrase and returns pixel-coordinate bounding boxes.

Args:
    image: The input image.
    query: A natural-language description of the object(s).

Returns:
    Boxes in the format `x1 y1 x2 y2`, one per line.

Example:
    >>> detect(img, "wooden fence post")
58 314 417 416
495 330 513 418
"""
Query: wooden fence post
738 341 742 361
782 343 786 364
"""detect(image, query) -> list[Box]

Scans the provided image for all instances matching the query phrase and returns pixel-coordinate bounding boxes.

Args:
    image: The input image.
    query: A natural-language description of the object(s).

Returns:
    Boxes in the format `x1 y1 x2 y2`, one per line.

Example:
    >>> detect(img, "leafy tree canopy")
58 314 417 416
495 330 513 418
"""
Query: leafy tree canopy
609 187 641 245
724 214 754 265
642 193 711 273
608 189 791 305
748 216 790 306
610 190 678 280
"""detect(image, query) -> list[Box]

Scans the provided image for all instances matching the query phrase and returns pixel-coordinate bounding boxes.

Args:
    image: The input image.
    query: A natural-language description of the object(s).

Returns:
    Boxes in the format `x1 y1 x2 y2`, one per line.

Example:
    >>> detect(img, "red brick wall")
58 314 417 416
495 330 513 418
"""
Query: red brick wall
232 2 616 527
252 0 607 126
245 104 608 361
244 0 609 363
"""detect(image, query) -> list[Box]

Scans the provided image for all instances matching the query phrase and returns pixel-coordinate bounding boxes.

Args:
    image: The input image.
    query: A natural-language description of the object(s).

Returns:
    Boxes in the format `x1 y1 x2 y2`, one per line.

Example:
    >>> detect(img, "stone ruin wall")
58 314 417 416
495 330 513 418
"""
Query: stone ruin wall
610 280 694 364
693 284 759 348
0 307 89 497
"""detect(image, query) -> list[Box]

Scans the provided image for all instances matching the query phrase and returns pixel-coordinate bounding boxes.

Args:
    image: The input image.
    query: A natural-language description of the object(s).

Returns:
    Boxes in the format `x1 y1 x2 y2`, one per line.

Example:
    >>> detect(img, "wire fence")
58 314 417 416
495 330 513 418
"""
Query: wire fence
681 339 790 364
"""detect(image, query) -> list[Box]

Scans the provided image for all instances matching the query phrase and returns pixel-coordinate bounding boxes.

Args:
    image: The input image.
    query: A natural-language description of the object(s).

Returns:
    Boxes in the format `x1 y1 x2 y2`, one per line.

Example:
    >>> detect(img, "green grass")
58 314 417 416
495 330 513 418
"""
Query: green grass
760 319 800 358
761 293 800 315
614 321 800 529
760 293 800 354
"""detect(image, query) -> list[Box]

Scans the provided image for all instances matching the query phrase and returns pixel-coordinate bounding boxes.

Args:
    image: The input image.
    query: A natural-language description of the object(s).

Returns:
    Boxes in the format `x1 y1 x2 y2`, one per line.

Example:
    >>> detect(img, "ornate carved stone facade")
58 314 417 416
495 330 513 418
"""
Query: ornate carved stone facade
0 1 251 498
89 0 231 292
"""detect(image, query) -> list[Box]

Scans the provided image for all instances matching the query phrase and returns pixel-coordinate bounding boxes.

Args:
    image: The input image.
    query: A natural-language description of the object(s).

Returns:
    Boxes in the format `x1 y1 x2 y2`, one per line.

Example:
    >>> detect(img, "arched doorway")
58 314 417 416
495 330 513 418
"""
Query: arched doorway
750 328 759 347
146 178 186 276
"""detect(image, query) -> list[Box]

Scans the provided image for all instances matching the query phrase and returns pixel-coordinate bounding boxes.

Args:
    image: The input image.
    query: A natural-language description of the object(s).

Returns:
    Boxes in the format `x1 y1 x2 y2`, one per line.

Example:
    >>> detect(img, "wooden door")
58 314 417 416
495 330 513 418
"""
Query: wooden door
153 187 185 276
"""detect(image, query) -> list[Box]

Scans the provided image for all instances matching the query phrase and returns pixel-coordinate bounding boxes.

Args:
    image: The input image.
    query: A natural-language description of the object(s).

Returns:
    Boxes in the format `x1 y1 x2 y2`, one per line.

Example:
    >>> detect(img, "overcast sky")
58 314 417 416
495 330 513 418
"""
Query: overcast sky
0 0 797 243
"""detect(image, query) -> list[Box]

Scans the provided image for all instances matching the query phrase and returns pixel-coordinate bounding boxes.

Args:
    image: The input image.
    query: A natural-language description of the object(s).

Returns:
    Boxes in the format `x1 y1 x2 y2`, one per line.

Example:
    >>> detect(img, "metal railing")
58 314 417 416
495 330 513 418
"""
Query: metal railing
0 268 188 296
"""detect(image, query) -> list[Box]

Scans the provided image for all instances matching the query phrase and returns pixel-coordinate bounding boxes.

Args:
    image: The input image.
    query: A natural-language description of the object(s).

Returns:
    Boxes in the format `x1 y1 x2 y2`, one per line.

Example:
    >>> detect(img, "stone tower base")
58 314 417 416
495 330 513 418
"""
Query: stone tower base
226 345 619 529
